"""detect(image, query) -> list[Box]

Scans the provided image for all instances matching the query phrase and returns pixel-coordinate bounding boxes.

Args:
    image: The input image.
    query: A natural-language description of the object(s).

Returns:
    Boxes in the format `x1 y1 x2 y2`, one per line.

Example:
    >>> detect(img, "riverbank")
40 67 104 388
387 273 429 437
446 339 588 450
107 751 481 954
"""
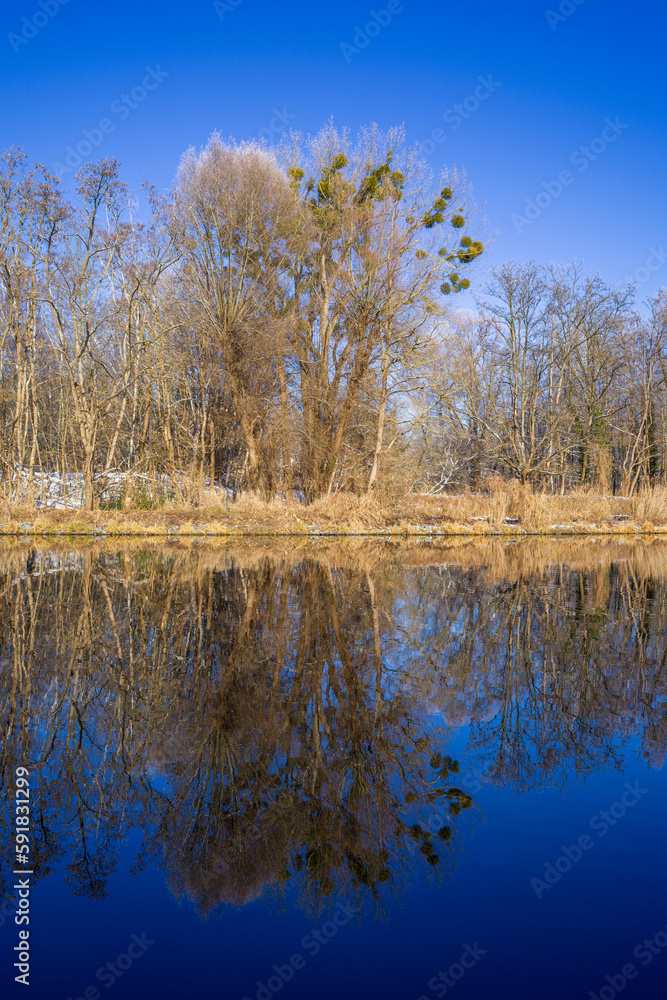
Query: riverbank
1 488 666 536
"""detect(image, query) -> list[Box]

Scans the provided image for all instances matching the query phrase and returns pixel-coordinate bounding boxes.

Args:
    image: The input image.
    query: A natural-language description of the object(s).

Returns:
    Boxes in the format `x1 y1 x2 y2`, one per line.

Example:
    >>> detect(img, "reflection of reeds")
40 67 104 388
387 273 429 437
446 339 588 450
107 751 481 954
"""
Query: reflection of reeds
2 533 667 584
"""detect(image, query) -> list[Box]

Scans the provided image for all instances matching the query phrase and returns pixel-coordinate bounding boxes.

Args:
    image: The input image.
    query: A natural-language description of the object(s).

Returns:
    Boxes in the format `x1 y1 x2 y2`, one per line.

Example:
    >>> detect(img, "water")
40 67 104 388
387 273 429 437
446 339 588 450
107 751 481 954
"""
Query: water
1 538 666 999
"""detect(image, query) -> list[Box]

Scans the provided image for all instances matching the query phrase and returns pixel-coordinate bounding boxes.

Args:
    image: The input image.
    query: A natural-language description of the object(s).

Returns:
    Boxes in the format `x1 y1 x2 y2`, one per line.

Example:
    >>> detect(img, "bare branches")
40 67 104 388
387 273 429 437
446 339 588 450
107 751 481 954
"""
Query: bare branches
417 262 663 495
1 138 666 507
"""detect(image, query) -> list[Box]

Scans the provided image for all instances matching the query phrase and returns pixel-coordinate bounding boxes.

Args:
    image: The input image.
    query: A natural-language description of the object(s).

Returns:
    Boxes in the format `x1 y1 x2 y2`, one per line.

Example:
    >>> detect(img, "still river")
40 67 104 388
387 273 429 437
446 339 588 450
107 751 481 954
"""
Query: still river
1 538 665 999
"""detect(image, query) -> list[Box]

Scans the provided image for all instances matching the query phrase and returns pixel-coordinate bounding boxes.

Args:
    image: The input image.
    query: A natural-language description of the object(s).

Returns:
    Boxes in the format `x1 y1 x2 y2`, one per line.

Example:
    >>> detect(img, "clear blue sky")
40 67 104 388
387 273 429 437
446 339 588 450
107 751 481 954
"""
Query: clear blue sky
3 0 665 304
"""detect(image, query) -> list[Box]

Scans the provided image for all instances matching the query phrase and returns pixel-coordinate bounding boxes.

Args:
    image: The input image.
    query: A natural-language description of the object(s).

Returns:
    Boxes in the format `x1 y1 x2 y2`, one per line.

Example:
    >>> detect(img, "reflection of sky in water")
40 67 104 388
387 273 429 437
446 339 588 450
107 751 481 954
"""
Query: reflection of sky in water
24 744 666 1000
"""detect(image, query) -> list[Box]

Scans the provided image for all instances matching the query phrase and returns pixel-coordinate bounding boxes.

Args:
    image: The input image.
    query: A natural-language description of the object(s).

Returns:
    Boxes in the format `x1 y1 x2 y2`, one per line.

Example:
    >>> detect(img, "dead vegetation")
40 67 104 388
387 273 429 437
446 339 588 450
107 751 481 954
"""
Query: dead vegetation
1 481 667 536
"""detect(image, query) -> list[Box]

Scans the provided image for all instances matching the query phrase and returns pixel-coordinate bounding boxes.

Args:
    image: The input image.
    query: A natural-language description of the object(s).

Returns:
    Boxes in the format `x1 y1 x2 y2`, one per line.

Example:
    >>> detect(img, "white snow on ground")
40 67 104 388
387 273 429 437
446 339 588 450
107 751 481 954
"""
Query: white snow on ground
3 468 235 509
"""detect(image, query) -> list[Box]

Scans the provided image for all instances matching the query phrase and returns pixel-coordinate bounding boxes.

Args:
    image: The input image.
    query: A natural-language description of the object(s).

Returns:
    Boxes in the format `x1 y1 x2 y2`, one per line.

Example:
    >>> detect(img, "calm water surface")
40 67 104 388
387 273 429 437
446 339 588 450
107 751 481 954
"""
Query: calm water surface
1 538 666 999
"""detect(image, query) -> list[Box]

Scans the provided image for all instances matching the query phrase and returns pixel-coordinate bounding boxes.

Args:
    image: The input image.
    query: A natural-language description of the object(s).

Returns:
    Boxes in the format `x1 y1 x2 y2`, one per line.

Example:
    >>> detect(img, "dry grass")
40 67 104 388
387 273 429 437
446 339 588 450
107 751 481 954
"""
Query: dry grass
1 483 667 536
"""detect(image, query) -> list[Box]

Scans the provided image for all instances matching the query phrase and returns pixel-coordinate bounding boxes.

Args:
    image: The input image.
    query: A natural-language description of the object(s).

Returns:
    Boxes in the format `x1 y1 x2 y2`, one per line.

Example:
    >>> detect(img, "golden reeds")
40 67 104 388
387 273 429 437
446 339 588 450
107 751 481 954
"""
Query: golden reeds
1 483 667 536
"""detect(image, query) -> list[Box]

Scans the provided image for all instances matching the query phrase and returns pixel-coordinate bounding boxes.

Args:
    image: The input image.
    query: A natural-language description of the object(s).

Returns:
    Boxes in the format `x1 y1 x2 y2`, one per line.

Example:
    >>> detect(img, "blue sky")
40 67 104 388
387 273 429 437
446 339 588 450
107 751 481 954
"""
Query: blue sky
2 0 665 305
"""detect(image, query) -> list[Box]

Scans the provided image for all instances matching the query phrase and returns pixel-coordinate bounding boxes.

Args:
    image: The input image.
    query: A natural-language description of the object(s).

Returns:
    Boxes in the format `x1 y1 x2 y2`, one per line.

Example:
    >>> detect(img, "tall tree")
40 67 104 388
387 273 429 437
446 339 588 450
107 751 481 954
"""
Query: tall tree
171 137 299 495
284 123 484 497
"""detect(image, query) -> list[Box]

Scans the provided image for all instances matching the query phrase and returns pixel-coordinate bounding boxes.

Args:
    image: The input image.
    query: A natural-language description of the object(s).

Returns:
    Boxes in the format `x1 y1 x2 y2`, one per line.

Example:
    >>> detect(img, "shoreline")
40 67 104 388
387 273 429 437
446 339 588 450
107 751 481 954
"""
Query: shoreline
1 521 666 539
1 490 665 538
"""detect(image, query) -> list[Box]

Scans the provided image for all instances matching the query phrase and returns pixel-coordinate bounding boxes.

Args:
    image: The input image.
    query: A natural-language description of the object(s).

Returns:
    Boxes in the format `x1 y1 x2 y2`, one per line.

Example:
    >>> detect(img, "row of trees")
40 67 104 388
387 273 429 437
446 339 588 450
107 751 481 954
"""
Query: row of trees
425 265 667 494
2 127 665 508
0 126 483 507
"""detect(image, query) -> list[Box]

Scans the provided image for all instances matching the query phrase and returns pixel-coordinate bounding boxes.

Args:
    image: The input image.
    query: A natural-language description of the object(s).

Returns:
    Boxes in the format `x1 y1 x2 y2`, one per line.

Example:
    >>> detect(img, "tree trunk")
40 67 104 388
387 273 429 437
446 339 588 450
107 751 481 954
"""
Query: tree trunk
83 447 95 511
368 365 388 491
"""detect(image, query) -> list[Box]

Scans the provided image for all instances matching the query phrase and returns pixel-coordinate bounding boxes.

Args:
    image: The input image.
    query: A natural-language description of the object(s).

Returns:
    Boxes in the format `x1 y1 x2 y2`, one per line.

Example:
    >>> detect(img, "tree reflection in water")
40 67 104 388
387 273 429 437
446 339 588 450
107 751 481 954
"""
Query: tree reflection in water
0 538 665 917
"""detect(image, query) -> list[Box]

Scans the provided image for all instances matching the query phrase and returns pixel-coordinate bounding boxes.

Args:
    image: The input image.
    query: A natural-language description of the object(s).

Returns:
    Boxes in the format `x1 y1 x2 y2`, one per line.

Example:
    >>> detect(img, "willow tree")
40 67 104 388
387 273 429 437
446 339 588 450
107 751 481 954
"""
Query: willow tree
171 138 300 495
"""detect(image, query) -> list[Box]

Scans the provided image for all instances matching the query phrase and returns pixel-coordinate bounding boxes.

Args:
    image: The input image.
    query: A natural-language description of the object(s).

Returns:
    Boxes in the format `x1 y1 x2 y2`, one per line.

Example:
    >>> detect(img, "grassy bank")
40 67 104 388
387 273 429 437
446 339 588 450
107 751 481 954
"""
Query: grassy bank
2 486 667 536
